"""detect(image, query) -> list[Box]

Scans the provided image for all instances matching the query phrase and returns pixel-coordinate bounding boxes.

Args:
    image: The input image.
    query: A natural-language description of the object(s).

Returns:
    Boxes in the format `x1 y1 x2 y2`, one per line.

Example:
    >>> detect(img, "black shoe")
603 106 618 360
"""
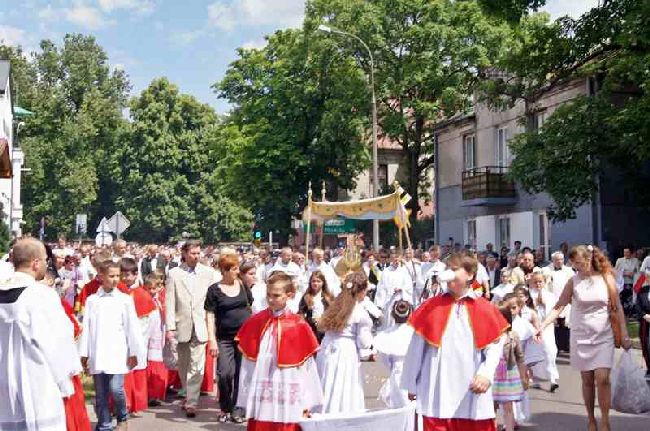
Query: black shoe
148 399 162 407
185 407 197 418
550 383 559 393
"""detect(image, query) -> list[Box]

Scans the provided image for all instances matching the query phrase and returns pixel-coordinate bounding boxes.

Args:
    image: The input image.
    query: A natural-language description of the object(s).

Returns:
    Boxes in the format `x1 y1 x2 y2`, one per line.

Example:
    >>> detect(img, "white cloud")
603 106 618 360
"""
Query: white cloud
242 38 267 50
98 0 156 14
0 25 26 47
542 0 601 19
175 28 207 45
65 5 111 30
207 0 304 32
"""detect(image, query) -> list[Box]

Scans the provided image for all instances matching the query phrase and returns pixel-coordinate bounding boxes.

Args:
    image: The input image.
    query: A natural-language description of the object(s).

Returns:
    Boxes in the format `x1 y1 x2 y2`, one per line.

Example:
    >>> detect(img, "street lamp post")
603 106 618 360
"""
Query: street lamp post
318 24 380 251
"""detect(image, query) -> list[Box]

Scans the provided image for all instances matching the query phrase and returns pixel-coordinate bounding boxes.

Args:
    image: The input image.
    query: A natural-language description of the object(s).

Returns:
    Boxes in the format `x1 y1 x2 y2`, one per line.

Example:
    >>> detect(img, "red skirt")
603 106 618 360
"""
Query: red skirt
247 419 300 431
63 375 91 431
168 370 182 389
423 417 496 431
124 369 148 413
147 361 168 401
201 346 214 393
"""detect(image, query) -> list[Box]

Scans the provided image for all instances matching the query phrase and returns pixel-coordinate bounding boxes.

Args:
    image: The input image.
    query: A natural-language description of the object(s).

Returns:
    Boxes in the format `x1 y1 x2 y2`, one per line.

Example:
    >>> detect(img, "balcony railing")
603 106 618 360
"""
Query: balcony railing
462 166 515 202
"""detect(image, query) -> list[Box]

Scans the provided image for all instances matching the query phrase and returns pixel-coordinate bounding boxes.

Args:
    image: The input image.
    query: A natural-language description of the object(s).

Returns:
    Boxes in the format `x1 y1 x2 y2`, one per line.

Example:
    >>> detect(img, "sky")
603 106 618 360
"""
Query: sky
0 0 600 114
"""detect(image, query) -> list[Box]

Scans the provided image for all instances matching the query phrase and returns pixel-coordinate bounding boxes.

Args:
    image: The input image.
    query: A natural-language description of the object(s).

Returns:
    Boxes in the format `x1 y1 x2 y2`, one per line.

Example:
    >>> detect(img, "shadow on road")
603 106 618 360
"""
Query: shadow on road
527 412 650 431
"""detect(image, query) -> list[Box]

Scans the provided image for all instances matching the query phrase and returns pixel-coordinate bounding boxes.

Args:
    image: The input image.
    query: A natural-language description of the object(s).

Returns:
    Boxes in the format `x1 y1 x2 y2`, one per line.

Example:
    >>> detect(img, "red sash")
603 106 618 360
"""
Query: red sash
236 309 319 368
409 293 509 350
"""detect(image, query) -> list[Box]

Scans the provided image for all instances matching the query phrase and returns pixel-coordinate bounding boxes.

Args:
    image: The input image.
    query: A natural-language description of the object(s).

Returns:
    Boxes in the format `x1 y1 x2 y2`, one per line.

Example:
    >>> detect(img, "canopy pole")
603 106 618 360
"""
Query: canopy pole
306 182 313 262
398 227 404 252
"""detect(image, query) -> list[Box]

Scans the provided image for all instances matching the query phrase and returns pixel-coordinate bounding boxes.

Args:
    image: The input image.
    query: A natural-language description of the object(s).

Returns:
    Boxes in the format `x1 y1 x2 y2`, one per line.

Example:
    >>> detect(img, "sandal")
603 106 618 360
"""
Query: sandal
217 413 230 423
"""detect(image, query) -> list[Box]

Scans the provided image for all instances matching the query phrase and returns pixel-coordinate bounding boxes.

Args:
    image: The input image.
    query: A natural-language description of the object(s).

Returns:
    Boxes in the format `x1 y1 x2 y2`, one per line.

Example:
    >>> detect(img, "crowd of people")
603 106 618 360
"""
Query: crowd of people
0 234 648 431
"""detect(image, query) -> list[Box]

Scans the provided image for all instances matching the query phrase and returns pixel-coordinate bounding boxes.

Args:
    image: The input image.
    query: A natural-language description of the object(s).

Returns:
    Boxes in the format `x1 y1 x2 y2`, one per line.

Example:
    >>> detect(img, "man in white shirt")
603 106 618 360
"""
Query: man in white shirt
546 252 575 353
307 248 341 297
375 251 412 328
79 260 143 431
255 248 274 283
1 238 81 431
269 247 302 280
615 247 639 310
403 248 423 304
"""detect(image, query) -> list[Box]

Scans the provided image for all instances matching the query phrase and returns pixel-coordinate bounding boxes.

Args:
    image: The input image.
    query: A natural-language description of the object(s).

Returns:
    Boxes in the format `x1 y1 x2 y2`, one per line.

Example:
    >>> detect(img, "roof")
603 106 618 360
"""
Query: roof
0 60 9 94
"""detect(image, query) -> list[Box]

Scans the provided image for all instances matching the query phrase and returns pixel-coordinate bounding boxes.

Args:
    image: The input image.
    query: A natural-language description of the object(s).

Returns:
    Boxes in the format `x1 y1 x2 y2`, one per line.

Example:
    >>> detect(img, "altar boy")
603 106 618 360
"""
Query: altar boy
401 255 508 431
235 272 323 431
79 260 144 431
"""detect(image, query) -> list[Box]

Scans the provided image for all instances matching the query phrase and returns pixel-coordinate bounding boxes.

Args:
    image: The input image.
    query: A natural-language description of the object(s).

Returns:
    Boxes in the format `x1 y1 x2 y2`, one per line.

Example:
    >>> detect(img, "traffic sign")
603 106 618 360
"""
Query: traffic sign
106 211 130 237
95 232 113 246
75 214 87 235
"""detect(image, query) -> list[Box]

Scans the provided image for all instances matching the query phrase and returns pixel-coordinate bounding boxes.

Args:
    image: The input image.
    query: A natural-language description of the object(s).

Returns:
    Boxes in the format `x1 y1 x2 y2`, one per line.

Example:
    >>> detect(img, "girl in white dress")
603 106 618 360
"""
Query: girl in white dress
317 272 374 414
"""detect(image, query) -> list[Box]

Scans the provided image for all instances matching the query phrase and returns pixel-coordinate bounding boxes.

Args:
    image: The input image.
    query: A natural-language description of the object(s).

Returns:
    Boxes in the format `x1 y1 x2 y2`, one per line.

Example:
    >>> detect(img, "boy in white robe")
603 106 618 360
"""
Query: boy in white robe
401 255 508 431
236 272 323 431
0 239 80 431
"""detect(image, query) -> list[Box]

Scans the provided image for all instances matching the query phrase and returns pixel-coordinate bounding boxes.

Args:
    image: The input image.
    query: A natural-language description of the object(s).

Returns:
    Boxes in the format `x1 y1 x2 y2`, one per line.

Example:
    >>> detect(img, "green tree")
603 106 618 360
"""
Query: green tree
305 0 512 223
121 78 253 242
480 0 650 220
2 34 130 237
216 29 370 240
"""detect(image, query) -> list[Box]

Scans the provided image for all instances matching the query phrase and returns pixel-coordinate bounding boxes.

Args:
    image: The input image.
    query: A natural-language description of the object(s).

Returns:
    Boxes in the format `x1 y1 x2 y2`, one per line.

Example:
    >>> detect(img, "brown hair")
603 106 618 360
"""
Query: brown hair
513 285 533 310
99 260 120 274
446 253 478 276
318 272 368 333
218 253 239 273
181 239 202 252
239 261 257 278
568 245 612 275
119 257 138 275
302 271 334 310
498 303 514 327
144 273 162 287
267 272 294 294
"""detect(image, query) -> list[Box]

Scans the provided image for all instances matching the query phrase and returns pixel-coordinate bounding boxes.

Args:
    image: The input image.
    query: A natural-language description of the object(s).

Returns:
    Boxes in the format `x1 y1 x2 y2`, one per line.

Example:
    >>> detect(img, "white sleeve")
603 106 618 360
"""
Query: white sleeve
400 334 426 394
236 357 255 409
356 313 374 357
477 334 506 384
375 277 388 309
125 298 145 359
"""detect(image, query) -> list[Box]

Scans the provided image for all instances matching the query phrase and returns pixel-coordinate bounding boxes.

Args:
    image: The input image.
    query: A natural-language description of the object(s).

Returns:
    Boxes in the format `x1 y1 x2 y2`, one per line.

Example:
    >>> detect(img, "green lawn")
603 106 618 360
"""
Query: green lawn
627 319 639 339
82 374 95 402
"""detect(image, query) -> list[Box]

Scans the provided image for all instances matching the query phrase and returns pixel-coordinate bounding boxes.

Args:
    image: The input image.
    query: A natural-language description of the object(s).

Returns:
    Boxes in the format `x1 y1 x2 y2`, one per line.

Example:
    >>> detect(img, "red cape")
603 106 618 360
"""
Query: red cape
61 299 82 340
235 309 319 368
634 273 646 294
75 277 129 313
409 293 509 350
129 285 157 318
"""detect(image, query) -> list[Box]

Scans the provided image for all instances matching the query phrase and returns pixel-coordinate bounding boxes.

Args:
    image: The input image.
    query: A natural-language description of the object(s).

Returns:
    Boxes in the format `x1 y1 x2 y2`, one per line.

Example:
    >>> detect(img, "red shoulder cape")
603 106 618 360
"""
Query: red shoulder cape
129 286 157 318
235 309 319 368
409 293 509 350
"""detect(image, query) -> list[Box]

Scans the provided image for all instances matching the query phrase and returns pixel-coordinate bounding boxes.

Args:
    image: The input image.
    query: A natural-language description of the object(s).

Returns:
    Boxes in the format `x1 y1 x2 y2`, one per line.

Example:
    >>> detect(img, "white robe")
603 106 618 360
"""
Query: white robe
317 303 374 414
0 272 81 431
375 265 412 329
401 294 504 420
529 287 559 383
237 319 324 423
402 260 424 305
375 324 414 408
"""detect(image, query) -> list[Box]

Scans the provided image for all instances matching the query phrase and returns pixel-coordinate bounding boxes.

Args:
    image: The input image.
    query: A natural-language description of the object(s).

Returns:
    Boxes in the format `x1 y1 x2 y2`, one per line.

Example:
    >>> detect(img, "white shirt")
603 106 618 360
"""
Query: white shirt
269 261 302 279
475 262 489 284
79 287 144 375
615 257 639 285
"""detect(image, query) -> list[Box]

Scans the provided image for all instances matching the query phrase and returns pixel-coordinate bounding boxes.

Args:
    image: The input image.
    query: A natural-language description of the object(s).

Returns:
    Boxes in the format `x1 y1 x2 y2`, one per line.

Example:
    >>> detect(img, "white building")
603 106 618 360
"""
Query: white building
0 60 25 237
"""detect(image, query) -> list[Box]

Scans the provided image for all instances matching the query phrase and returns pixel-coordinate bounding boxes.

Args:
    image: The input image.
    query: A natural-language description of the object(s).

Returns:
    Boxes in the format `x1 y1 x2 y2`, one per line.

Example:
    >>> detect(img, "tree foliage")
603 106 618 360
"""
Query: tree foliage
216 29 371 239
483 0 650 220
304 0 512 222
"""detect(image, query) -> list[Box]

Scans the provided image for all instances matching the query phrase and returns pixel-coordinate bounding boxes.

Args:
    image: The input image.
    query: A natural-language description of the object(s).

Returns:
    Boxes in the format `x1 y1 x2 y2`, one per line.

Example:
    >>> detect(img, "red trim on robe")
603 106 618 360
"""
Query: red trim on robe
423 417 496 431
61 299 82 339
202 345 214 393
124 369 148 413
247 419 300 431
409 293 509 350
634 273 646 294
235 309 319 368
129 286 157 317
63 375 91 431
147 361 168 400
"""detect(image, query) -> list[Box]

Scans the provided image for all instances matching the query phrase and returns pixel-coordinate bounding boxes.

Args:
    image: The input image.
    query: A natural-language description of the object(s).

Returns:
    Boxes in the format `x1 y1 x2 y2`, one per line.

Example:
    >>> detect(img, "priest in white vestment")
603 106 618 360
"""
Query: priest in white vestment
0 239 81 431
375 252 412 329
401 256 508 431
307 248 342 297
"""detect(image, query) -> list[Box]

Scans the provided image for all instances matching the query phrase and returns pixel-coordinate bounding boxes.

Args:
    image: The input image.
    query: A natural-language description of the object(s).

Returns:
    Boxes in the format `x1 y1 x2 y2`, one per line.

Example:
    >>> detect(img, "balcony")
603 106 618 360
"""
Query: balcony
461 166 516 206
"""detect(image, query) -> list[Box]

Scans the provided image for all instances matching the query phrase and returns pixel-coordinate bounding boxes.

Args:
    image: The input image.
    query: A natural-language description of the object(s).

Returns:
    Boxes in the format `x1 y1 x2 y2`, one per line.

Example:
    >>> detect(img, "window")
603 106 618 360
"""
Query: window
527 110 547 133
466 219 477 249
496 127 510 167
371 164 389 192
463 135 476 171
538 212 550 261
497 216 510 249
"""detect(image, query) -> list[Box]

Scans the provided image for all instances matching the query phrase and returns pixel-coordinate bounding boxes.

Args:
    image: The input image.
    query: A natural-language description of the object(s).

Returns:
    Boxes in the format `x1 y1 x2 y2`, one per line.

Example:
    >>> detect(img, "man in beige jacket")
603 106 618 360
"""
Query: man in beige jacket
165 240 216 417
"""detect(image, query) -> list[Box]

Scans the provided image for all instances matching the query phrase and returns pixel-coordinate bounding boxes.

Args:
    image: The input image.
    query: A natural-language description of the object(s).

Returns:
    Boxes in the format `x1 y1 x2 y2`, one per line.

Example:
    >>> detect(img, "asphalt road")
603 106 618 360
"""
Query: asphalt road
85 350 650 431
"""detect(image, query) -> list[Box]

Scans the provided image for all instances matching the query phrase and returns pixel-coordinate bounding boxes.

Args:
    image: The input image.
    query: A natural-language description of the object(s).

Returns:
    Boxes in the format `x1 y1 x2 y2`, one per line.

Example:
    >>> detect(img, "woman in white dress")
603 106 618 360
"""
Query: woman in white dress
539 245 632 431
317 271 374 414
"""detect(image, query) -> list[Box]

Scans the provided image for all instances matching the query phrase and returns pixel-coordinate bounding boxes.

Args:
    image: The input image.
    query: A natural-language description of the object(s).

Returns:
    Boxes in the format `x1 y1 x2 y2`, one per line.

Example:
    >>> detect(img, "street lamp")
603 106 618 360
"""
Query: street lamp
318 24 380 251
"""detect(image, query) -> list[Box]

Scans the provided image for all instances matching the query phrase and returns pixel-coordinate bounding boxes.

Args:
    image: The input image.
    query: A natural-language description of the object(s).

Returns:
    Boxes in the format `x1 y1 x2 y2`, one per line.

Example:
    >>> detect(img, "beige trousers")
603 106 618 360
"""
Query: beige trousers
177 332 206 407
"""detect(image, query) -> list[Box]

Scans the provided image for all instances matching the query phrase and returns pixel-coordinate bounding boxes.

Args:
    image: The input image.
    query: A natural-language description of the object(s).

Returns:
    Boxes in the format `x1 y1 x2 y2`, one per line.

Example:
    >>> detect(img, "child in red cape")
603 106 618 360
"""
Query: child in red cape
144 273 169 405
401 254 509 431
235 272 323 431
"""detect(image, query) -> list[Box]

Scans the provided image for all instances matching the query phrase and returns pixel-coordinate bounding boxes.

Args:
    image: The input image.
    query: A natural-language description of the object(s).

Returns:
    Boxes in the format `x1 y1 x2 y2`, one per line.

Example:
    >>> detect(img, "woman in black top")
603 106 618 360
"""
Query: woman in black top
298 270 334 342
205 254 252 423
